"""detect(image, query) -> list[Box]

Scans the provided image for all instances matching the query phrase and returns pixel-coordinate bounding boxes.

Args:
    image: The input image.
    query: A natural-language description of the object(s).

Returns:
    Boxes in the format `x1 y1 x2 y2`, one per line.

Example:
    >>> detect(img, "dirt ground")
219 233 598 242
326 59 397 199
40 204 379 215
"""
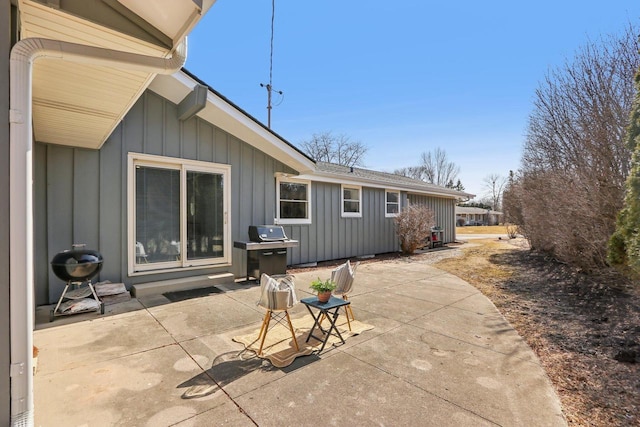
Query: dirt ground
299 236 639 426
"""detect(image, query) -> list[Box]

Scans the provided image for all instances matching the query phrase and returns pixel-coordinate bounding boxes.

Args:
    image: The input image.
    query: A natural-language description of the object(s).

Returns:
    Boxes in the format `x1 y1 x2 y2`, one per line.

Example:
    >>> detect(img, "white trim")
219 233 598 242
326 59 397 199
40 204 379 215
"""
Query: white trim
296 171 471 200
9 37 187 424
341 184 362 218
276 175 312 225
127 262 231 277
127 152 232 275
150 72 317 174
385 189 401 218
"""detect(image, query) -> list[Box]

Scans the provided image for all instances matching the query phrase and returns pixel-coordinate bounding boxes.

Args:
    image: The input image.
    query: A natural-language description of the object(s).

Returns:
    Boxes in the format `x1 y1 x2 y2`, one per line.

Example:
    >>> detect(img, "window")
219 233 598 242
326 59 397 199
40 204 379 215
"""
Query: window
385 190 400 217
128 153 231 274
276 176 311 224
341 185 362 217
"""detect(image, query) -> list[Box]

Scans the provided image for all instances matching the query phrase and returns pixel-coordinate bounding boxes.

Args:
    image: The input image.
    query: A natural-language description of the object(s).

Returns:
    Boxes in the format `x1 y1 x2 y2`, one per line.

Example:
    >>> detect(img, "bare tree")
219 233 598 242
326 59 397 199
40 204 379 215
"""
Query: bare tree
394 204 435 255
393 165 426 181
421 148 460 186
299 131 367 167
515 23 639 270
395 148 460 187
482 173 508 210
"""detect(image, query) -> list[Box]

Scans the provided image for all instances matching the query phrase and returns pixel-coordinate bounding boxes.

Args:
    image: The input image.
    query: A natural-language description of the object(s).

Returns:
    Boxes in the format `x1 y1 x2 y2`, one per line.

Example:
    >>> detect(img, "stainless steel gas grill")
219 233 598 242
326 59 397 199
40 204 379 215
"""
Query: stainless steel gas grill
234 225 299 281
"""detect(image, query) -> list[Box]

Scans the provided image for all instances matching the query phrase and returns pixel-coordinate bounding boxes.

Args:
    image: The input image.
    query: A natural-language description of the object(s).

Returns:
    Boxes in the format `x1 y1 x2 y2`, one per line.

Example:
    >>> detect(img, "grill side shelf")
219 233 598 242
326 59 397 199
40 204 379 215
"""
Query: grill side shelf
234 240 300 282
233 240 299 250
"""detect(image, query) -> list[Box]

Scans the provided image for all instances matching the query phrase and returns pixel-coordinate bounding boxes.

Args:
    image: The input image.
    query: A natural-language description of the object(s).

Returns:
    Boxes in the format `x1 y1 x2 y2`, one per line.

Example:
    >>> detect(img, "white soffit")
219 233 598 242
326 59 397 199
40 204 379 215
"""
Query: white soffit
117 0 216 43
31 60 151 148
149 72 315 174
19 1 169 55
18 0 201 149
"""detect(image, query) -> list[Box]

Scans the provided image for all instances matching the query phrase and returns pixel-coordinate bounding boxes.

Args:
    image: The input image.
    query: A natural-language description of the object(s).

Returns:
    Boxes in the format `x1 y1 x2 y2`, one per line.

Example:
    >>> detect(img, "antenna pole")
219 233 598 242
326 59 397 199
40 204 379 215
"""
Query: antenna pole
261 0 276 128
267 84 272 128
260 83 274 128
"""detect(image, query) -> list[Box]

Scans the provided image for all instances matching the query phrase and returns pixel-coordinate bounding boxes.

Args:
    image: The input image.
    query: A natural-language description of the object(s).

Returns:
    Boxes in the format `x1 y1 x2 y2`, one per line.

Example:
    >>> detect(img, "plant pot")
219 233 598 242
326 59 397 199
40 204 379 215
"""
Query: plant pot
317 291 331 303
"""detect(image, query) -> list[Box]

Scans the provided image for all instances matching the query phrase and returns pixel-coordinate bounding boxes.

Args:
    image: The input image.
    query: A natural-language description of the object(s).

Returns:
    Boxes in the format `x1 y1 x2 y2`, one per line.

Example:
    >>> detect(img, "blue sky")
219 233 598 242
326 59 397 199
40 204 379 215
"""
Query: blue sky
185 1 640 199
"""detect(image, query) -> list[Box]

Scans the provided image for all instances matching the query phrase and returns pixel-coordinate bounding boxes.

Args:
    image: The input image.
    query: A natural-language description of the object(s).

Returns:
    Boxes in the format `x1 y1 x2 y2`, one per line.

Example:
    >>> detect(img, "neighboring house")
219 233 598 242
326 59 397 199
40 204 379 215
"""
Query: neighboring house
2 1 472 423
455 206 503 226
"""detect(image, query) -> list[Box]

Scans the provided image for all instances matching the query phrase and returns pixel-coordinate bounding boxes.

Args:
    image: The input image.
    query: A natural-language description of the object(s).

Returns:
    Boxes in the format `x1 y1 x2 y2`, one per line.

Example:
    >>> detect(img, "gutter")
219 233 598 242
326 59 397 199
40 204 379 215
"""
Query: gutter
298 170 476 200
9 37 187 426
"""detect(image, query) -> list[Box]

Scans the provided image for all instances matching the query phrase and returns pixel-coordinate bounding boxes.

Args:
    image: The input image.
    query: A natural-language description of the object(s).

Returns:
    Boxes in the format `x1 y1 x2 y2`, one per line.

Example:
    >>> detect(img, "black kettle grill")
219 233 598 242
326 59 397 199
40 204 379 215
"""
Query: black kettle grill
49 244 104 321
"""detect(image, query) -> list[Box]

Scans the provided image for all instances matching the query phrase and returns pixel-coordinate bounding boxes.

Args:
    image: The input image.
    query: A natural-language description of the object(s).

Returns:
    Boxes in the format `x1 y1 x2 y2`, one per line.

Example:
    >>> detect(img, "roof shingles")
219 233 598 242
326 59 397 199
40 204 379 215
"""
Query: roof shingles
314 162 474 199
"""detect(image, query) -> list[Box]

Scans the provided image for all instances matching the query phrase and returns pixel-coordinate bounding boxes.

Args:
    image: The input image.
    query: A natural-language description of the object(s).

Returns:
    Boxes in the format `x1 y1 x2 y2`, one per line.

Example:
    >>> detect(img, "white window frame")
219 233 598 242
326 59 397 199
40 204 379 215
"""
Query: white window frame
276 175 312 224
385 190 401 217
341 184 362 218
127 153 231 275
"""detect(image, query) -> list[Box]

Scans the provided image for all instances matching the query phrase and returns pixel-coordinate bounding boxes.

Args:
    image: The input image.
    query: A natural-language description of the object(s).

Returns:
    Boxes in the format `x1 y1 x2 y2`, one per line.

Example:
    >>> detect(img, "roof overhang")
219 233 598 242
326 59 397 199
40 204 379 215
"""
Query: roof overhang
299 170 475 200
17 0 216 149
456 206 502 215
148 71 316 174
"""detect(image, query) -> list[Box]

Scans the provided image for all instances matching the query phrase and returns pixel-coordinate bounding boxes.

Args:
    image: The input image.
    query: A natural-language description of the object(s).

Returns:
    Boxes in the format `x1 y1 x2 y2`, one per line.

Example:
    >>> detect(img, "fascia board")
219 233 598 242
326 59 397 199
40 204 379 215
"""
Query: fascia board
298 171 474 199
149 72 315 173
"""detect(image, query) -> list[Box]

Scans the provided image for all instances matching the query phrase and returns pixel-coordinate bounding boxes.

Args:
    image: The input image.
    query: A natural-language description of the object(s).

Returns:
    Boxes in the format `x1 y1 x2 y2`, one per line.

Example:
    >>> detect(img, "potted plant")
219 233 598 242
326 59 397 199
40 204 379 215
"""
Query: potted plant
310 277 336 303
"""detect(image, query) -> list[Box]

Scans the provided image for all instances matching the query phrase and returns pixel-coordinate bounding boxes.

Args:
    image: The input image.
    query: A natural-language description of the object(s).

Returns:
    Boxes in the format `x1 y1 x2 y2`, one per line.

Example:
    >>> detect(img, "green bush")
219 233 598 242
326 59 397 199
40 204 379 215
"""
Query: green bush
609 67 640 278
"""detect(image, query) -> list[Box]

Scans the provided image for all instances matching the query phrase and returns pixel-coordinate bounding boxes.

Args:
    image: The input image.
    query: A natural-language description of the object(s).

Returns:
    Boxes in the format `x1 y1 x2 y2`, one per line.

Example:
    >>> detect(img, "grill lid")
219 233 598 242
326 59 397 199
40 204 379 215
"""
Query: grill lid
51 246 103 282
248 225 288 242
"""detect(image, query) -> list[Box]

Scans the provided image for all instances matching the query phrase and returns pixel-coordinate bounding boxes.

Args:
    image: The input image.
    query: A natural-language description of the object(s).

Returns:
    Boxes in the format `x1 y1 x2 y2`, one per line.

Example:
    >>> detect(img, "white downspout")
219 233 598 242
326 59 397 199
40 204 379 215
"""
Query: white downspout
9 38 187 426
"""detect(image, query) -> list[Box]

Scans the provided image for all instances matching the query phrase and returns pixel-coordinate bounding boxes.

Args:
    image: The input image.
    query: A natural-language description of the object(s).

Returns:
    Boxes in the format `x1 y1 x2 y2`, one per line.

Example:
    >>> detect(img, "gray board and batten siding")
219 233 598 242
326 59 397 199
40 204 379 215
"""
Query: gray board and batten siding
283 186 458 265
33 87 458 305
283 184 457 267
407 193 457 244
34 90 297 305
284 182 400 266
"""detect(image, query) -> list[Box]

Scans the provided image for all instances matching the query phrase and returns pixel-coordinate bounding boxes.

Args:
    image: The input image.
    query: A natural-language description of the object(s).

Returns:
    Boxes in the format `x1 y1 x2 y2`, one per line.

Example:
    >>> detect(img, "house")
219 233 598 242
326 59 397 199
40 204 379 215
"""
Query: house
35 69 473 302
455 206 503 226
1 1 472 423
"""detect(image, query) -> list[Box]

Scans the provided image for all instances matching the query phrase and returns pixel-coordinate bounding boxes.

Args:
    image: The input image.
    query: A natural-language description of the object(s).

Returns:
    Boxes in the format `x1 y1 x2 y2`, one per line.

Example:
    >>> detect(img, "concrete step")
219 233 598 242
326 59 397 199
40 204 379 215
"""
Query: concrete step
131 273 235 298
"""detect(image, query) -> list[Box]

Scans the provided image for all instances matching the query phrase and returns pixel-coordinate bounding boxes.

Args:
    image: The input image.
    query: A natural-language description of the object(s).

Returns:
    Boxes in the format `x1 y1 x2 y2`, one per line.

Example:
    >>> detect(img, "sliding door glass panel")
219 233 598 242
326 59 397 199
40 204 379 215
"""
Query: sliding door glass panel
135 166 181 264
187 171 225 260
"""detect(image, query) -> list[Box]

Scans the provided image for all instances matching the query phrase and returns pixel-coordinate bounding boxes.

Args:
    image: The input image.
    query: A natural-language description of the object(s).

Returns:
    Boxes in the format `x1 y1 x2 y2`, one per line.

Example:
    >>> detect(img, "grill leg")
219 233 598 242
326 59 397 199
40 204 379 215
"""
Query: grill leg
52 283 71 317
87 282 103 314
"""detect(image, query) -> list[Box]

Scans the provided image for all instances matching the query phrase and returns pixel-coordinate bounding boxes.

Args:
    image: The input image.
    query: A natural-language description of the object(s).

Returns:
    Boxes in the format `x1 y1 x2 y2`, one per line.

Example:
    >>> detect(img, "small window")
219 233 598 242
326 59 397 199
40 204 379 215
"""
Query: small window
341 185 362 218
277 176 311 224
385 190 400 217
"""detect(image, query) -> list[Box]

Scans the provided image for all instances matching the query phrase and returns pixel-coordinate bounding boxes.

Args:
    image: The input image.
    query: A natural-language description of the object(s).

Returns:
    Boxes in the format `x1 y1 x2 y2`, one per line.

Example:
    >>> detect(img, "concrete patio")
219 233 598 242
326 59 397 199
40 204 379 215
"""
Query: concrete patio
33 255 566 426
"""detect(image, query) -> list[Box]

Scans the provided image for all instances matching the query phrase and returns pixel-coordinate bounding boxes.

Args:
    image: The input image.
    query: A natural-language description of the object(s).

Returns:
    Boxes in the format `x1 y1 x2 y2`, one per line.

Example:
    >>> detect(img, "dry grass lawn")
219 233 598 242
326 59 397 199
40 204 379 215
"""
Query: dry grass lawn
455 225 509 234
434 238 640 426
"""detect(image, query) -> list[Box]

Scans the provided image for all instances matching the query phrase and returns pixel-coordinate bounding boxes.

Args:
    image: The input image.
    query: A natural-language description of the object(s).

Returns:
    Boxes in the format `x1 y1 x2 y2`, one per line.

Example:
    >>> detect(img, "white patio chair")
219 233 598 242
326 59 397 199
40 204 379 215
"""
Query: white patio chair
135 242 148 263
330 260 359 331
256 273 299 355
